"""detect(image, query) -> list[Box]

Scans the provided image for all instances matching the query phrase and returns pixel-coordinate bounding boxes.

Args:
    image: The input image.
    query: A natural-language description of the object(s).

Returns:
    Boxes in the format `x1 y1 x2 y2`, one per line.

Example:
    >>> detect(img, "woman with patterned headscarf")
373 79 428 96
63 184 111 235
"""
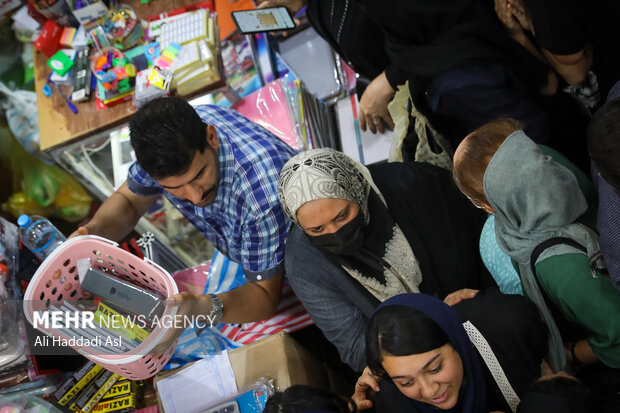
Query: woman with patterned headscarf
277 148 496 372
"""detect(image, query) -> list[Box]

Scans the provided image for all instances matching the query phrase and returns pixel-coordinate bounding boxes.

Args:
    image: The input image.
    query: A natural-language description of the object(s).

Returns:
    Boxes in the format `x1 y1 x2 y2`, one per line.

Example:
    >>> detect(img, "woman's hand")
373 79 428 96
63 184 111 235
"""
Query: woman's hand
494 0 534 37
255 0 306 14
351 367 381 411
506 0 534 35
494 0 522 36
358 72 395 134
443 289 479 306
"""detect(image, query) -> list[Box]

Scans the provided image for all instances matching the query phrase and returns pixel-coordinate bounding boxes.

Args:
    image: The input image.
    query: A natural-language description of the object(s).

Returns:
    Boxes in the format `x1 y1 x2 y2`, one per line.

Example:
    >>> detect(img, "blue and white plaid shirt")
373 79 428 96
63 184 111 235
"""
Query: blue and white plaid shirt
127 105 297 281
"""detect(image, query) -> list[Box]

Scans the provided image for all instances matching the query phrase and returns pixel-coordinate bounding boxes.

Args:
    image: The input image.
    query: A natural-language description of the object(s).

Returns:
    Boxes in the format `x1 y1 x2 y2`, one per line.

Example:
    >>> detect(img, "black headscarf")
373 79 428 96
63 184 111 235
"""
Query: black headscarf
357 0 550 95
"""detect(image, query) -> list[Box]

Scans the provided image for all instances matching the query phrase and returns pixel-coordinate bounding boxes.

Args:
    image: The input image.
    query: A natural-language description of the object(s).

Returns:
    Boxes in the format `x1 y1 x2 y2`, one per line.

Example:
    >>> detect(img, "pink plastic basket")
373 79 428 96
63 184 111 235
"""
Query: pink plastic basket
23 235 179 379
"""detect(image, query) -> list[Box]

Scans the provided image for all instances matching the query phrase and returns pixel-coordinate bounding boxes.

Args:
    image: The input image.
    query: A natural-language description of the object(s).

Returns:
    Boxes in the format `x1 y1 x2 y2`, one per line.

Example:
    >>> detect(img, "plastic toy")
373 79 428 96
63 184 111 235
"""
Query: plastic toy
91 47 136 94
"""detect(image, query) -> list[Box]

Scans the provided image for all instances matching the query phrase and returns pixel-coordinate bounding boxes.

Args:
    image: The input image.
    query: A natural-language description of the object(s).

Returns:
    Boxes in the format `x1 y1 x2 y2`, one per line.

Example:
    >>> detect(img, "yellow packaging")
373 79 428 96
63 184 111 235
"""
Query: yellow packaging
95 302 149 342
79 373 120 412
57 365 104 406
90 393 138 413
100 380 132 401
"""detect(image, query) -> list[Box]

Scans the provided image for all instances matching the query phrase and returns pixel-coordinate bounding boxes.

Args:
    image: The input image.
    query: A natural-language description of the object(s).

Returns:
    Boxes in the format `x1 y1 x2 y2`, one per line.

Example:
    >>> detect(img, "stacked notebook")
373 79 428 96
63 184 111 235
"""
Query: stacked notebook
158 9 220 95
232 74 338 151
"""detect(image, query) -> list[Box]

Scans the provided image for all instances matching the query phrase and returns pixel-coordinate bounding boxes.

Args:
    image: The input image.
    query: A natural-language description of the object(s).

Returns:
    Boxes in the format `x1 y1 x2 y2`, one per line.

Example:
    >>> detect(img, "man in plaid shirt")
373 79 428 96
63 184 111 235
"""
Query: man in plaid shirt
70 97 297 351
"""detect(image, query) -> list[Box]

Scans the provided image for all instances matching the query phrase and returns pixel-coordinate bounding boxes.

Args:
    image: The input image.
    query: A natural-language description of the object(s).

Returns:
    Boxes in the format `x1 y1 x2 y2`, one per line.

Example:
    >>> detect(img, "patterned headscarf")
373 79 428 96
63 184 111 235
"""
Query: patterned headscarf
278 148 384 226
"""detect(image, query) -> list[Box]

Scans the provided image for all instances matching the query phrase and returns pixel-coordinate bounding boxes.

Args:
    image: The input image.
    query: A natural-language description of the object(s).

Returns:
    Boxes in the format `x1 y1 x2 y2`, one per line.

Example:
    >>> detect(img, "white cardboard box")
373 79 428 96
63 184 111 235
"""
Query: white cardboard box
71 0 107 29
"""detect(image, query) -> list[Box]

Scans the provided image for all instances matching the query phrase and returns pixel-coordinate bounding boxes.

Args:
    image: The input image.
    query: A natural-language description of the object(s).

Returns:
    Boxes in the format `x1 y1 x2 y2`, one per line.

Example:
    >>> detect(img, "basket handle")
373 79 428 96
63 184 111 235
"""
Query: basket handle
143 257 179 297
71 234 120 247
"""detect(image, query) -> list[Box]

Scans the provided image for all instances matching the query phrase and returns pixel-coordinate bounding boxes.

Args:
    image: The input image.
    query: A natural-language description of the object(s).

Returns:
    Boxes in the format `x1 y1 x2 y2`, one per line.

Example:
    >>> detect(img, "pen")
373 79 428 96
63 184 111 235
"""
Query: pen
293 6 306 19
49 79 79 114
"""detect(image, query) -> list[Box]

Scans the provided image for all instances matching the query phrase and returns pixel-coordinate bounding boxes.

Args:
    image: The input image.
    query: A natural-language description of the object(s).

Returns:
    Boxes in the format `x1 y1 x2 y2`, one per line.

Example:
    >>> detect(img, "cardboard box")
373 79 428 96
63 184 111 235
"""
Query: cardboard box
70 0 107 29
154 332 336 412
227 331 329 390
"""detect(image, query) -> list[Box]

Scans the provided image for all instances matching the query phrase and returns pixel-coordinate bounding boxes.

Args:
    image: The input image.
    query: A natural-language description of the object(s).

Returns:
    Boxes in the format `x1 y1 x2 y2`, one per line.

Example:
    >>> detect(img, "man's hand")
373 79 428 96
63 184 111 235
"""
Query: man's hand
443 289 479 306
351 367 381 411
358 72 395 134
68 226 89 240
255 0 306 14
151 272 284 355
152 292 213 356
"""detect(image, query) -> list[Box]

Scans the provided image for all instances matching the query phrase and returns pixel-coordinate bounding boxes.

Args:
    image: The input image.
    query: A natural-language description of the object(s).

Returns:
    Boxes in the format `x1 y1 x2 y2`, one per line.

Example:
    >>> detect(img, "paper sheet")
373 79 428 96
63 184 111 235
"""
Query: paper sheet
156 351 238 413
337 95 392 165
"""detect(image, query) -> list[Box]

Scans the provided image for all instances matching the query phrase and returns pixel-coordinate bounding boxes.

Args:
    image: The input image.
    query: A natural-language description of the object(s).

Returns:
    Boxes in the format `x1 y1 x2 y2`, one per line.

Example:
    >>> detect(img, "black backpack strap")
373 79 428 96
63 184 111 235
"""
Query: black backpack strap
530 237 587 275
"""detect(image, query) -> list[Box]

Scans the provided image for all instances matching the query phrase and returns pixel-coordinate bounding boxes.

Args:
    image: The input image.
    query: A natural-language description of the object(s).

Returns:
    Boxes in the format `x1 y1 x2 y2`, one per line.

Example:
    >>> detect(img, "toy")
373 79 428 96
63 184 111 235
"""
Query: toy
91 47 136 94
144 41 160 66
102 5 144 50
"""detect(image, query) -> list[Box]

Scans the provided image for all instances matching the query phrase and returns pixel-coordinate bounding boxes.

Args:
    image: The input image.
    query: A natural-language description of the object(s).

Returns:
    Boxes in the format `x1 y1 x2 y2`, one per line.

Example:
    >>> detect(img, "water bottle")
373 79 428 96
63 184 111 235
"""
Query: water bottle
17 215 66 261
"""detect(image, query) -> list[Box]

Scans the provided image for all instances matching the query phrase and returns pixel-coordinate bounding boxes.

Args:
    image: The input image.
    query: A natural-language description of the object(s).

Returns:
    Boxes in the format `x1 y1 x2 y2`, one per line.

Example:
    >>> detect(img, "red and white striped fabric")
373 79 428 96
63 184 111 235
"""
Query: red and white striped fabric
218 281 314 345
172 261 314 347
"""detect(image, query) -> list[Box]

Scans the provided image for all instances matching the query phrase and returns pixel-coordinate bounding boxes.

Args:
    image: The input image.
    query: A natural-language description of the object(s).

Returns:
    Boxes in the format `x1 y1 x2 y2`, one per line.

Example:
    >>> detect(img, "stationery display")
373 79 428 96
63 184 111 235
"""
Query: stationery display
91 47 137 102
72 46 92 102
102 5 144 50
30 0 78 28
70 0 108 29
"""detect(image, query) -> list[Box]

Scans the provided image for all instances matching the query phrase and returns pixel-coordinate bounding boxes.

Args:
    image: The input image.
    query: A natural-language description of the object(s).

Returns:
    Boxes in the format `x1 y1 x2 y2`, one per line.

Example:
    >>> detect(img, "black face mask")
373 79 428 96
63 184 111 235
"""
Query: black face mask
309 211 365 255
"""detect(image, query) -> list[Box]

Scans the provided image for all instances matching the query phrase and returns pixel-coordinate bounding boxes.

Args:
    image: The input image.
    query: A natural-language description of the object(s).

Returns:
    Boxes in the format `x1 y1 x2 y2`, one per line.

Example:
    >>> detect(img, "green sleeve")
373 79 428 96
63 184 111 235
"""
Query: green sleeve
539 145 597 228
535 253 620 368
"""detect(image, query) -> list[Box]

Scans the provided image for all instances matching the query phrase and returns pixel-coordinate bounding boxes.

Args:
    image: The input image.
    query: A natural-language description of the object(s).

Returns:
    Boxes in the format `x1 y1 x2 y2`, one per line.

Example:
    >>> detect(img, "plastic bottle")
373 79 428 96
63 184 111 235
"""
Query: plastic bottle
17 215 66 261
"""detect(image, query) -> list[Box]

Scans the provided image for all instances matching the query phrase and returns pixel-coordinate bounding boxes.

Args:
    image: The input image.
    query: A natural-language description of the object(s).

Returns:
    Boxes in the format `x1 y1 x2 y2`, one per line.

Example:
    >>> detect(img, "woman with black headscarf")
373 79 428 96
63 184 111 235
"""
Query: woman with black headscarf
260 0 566 148
277 148 495 371
357 292 547 413
352 0 558 144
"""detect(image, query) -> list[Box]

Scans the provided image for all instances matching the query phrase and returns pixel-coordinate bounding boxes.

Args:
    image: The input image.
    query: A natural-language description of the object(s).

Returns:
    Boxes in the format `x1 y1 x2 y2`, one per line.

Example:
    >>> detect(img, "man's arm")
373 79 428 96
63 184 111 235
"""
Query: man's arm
152 272 283 355
69 183 159 241
219 271 283 322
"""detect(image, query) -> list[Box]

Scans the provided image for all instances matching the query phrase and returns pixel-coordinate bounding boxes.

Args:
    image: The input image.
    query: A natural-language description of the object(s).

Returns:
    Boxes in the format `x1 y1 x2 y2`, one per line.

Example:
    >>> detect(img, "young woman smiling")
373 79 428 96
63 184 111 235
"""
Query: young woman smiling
355 292 548 413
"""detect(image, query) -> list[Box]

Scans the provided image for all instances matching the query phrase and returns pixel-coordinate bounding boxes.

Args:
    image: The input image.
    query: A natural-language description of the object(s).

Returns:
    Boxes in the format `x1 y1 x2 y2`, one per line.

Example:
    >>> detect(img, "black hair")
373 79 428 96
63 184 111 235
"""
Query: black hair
262 385 355 413
517 376 596 413
587 98 620 191
366 305 450 377
129 97 209 180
